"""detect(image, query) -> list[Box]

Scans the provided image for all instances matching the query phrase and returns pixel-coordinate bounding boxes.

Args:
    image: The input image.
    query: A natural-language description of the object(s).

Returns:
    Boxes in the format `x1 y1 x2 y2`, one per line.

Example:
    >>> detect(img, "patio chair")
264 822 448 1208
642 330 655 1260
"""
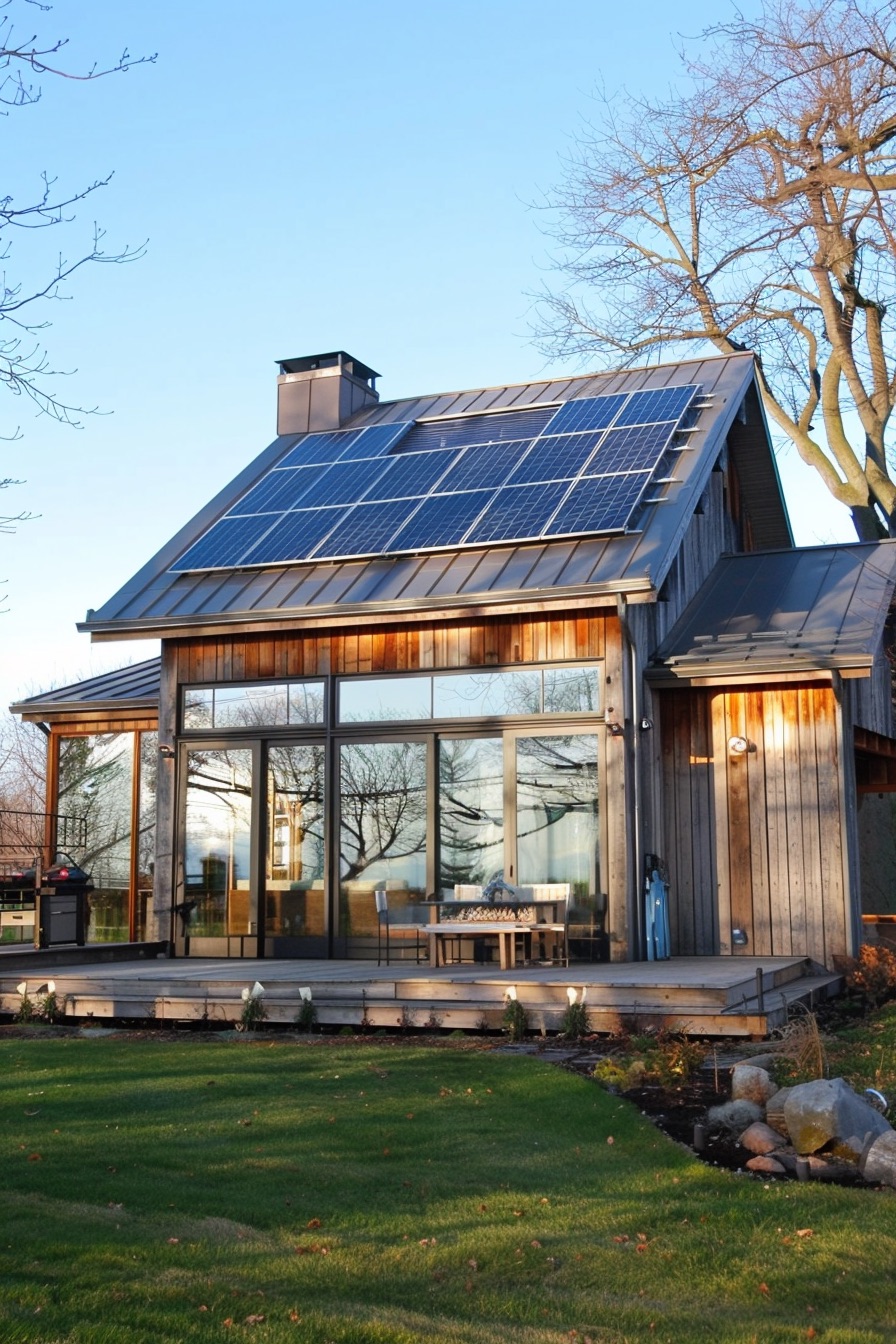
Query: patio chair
375 890 428 966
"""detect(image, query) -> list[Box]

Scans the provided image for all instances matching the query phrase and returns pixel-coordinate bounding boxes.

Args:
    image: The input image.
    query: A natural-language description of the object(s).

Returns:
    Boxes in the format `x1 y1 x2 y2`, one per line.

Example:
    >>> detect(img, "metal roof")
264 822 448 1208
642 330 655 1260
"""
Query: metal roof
648 542 896 681
10 658 161 717
79 352 791 640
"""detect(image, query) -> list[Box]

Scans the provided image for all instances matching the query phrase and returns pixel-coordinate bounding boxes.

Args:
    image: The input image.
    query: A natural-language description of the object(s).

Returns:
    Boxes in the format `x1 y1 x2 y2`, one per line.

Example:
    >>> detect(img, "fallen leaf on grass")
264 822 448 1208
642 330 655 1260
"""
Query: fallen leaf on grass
306 1218 321 1229
167 1238 179 1245
796 1228 814 1239
244 1314 265 1325
758 1283 770 1296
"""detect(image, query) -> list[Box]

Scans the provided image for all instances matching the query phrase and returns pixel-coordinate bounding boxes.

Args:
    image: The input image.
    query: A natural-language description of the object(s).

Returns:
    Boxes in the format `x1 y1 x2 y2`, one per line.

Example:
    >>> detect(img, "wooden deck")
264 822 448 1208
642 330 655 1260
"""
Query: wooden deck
0 951 842 1037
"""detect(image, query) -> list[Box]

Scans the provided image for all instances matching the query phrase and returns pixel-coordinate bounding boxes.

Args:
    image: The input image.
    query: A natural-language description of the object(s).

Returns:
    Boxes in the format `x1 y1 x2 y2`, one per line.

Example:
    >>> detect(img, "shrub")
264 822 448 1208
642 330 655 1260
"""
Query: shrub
846 943 896 1009
502 996 529 1042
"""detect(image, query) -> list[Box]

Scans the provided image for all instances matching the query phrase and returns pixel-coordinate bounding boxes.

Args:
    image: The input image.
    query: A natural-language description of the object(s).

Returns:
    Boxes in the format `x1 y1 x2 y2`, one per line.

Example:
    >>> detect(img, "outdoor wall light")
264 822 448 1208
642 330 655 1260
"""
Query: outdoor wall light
731 927 749 946
639 717 654 731
728 735 750 756
159 743 176 760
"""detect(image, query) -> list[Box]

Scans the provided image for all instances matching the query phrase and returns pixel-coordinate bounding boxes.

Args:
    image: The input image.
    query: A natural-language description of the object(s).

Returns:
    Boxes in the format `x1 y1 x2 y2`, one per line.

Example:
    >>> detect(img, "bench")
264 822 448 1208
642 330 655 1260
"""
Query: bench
425 885 570 968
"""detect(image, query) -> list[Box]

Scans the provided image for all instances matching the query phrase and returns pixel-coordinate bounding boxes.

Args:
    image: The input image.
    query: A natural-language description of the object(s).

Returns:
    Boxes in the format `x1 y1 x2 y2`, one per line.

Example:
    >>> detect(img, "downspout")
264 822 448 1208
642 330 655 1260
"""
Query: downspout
616 595 644 959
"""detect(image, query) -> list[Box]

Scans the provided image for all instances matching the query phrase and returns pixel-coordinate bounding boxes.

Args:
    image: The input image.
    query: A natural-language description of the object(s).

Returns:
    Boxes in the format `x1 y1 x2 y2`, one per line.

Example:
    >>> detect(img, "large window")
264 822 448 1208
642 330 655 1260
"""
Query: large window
57 733 135 943
176 662 604 958
183 748 254 937
338 665 600 723
438 737 504 893
266 745 326 939
338 740 428 938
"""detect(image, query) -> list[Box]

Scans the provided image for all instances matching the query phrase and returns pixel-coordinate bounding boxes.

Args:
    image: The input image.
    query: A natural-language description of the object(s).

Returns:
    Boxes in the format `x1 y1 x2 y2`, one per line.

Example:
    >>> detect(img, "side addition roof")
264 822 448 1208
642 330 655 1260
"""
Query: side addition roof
648 542 896 683
79 352 790 641
10 658 161 721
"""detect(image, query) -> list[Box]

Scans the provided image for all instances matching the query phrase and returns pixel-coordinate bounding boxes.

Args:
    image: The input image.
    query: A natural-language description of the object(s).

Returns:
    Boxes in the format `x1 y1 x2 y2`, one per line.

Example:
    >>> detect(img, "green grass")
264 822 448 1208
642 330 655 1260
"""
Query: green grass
1 1032 896 1343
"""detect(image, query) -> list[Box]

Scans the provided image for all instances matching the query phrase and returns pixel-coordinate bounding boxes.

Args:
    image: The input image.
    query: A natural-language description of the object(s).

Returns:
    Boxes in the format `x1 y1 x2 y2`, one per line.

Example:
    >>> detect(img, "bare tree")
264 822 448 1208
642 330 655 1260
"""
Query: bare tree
537 0 896 540
0 1 154 432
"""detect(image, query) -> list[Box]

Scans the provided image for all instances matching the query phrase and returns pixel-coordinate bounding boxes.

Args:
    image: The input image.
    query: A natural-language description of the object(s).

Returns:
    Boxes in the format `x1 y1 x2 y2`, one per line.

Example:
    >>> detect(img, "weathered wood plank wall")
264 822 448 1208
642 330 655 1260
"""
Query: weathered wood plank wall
171 611 609 682
662 682 849 968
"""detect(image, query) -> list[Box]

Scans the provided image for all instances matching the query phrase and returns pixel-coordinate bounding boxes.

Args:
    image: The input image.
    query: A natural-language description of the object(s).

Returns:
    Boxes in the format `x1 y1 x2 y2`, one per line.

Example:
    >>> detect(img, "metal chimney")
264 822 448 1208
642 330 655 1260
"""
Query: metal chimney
275 351 380 434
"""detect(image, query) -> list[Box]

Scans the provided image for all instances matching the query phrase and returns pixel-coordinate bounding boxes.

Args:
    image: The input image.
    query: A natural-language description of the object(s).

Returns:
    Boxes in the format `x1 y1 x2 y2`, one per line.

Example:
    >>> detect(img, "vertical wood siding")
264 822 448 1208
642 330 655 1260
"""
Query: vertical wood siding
660 690 718 955
663 682 849 967
171 612 609 682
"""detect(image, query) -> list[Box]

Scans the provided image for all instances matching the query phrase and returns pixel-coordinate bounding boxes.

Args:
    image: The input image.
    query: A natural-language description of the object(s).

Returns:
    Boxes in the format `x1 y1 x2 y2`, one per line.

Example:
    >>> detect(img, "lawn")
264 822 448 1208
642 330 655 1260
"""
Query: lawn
1 1028 895 1344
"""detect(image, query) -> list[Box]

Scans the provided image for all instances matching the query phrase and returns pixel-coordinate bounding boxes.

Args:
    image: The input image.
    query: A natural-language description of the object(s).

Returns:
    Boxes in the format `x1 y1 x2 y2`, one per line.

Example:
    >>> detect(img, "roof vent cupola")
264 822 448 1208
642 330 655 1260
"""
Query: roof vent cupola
275 351 380 435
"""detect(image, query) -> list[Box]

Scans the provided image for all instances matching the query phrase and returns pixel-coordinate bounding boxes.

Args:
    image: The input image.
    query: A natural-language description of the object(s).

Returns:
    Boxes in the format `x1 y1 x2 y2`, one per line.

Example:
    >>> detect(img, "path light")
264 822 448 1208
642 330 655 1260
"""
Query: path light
47 981 55 995
299 987 312 1001
566 986 577 1006
504 985 517 1001
16 982 27 996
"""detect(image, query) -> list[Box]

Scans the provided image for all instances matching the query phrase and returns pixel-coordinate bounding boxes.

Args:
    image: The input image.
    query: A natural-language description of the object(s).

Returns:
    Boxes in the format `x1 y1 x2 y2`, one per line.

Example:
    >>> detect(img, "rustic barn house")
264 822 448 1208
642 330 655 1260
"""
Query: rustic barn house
12 349 896 969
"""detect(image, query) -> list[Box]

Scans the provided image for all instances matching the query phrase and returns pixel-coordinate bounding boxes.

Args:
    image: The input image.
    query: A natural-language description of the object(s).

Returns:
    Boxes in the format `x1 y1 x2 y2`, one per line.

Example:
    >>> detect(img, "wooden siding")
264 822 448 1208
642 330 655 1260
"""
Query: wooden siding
660 691 718 955
661 683 850 968
171 611 610 683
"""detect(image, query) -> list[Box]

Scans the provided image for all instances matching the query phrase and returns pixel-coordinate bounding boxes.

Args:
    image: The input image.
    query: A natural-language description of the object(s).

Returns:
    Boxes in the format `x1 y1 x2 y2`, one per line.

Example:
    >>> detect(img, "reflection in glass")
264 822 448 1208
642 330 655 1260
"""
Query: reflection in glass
57 733 134 943
339 741 427 938
438 737 505 895
215 684 289 728
433 671 540 718
184 749 253 936
516 735 599 898
136 731 157 940
183 689 213 729
544 667 600 714
266 745 325 937
339 677 432 722
183 682 325 730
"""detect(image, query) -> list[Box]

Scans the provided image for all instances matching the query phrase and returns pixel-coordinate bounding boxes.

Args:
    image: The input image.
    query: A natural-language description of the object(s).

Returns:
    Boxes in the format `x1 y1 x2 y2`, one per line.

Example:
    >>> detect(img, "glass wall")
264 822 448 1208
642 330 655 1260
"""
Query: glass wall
183 748 253 936
57 733 134 942
136 731 157 939
266 744 326 940
438 737 504 894
338 740 427 939
175 662 605 959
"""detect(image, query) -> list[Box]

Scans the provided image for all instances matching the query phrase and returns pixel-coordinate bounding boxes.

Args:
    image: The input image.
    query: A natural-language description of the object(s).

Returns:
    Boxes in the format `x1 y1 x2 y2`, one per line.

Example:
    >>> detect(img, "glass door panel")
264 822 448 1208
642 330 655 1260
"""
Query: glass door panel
438 737 505 897
184 748 253 937
515 734 600 895
266 745 325 940
338 740 427 943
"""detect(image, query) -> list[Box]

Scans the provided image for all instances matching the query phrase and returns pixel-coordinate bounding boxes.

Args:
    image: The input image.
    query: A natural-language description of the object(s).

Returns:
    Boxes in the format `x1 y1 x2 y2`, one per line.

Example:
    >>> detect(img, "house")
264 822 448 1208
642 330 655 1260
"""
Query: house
11 349 896 967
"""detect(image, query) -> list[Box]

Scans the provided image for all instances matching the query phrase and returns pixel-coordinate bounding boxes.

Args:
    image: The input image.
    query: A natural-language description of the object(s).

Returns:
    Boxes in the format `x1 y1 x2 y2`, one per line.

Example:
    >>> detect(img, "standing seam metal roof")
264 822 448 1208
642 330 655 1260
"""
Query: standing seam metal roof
79 353 788 638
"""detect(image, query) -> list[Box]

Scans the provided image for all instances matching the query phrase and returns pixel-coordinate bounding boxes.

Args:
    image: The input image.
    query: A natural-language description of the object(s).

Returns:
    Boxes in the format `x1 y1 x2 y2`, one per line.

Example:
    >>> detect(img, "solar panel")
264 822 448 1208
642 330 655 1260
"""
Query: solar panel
548 472 651 536
465 481 573 545
170 384 701 572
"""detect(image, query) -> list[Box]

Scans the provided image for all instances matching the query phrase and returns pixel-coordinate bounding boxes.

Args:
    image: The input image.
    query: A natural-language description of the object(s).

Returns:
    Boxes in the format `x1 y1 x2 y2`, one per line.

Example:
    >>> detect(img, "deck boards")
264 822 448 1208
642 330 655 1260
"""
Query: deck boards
0 953 841 1037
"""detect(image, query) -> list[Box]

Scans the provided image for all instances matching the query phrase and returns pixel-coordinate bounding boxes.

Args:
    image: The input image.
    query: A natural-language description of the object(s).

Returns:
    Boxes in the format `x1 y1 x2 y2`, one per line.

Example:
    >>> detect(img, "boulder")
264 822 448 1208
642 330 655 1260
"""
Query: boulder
783 1077 892 1159
731 1064 778 1106
739 1121 788 1154
860 1129 896 1188
765 1086 793 1135
745 1154 787 1175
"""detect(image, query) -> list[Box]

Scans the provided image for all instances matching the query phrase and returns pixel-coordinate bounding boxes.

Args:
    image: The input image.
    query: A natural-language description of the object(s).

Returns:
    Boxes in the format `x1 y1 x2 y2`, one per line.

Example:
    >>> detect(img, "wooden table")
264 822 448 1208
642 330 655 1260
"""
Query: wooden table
425 921 536 970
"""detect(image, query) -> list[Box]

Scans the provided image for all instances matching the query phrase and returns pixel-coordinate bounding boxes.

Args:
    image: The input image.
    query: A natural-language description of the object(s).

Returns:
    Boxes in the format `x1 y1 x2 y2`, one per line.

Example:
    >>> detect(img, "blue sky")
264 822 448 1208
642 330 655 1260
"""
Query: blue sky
2 0 853 713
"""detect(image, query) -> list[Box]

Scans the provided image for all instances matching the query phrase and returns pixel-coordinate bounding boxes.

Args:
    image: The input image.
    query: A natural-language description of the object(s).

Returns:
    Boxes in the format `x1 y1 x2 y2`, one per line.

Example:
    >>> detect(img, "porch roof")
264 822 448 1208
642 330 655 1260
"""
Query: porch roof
9 657 161 719
77 352 790 641
648 541 896 682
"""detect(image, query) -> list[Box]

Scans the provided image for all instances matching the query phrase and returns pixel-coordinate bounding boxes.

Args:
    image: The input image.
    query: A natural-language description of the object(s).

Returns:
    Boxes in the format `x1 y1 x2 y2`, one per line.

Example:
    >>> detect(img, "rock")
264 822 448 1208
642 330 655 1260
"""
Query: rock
765 1086 793 1135
804 1154 860 1182
707 1099 762 1132
739 1121 788 1154
783 1077 892 1158
731 1064 778 1106
736 1053 780 1073
745 1154 787 1175
860 1129 896 1187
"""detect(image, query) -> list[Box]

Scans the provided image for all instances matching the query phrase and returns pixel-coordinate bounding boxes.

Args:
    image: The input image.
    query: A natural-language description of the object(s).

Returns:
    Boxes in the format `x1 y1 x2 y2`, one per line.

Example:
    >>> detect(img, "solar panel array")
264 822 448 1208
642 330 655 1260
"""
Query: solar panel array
171 385 701 572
